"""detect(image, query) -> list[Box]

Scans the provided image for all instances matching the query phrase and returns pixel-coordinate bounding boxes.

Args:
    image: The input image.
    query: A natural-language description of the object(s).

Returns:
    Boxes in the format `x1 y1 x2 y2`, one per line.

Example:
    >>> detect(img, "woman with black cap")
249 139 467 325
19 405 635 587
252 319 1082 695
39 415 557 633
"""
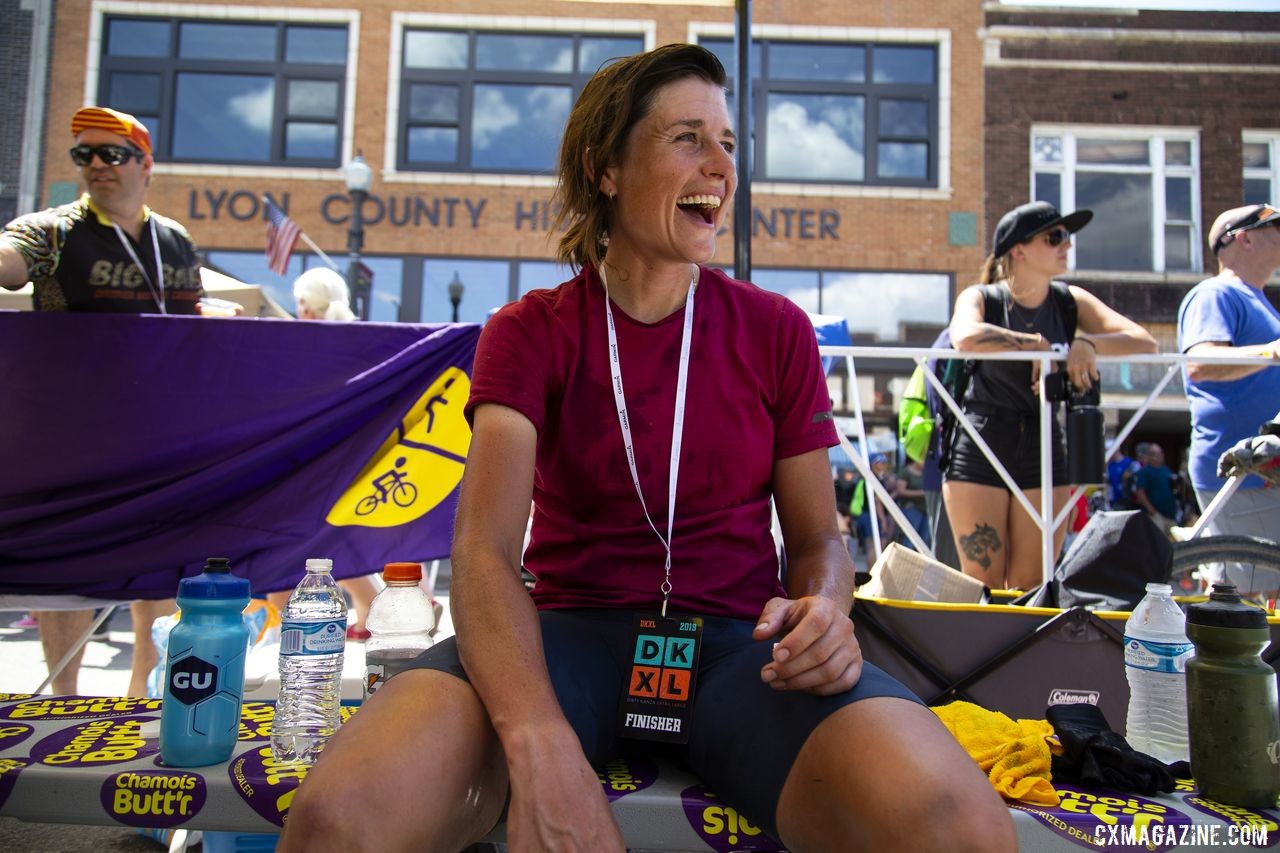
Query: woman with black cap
942 201 1156 591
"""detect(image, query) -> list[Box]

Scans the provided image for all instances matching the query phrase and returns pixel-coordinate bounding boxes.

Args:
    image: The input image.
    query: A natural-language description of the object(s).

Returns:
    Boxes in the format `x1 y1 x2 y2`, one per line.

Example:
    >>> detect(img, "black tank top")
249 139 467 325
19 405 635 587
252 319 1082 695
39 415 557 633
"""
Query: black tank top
964 284 1070 415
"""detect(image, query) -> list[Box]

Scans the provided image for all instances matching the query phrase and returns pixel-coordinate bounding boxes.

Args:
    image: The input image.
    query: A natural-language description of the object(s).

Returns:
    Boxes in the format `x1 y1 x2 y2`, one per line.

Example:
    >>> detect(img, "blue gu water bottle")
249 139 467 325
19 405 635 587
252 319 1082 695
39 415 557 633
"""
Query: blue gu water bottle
159 557 251 767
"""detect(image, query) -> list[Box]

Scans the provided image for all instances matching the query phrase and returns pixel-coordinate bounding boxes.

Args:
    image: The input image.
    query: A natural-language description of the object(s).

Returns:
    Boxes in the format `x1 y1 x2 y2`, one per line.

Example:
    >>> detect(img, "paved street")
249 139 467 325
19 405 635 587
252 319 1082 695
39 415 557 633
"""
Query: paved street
0 607 168 851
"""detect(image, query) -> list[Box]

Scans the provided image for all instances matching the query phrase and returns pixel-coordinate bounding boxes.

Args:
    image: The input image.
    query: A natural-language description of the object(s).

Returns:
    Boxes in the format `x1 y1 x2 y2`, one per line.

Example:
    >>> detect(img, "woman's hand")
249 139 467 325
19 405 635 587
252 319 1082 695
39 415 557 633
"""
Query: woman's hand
1024 332 1053 394
754 595 862 695
1065 337 1100 393
505 722 625 853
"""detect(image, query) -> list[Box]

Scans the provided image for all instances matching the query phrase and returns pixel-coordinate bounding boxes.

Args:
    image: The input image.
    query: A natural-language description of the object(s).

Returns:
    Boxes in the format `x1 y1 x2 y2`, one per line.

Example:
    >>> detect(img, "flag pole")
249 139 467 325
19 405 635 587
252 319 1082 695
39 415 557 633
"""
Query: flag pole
261 195 340 271
298 232 340 271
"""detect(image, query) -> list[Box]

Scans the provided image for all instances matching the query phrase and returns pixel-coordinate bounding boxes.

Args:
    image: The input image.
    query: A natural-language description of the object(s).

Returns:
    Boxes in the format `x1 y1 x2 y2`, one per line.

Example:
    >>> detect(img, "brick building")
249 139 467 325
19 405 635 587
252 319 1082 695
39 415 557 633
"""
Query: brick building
8 0 990 429
983 5 1280 446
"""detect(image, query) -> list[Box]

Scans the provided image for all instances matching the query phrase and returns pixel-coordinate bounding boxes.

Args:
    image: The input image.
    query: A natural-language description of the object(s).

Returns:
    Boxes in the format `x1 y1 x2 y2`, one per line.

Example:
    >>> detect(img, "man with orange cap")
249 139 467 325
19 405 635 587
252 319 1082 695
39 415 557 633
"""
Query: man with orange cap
0 106 203 312
0 107 207 695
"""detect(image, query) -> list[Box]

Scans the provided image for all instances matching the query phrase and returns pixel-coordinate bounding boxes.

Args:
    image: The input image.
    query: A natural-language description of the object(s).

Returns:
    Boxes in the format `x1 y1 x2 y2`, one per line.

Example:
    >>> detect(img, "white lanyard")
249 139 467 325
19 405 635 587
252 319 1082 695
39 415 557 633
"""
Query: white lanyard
112 217 165 314
600 263 697 617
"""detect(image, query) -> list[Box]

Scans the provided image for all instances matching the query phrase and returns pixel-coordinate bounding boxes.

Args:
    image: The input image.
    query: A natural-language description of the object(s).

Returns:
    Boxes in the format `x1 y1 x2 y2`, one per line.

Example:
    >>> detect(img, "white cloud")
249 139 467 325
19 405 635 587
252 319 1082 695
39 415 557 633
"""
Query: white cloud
227 84 274 134
819 273 951 340
766 99 864 181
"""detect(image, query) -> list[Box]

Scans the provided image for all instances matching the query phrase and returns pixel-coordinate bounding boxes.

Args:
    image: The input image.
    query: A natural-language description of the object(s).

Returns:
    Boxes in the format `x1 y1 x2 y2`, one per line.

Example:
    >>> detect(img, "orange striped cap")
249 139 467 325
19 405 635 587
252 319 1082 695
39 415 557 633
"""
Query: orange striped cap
70 107 152 155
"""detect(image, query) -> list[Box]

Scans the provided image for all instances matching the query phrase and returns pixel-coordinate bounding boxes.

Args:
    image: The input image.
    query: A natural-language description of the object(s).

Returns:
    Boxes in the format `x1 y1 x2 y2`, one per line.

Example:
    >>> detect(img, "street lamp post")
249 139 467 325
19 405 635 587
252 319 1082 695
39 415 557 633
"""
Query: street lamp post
344 151 373 320
447 271 464 323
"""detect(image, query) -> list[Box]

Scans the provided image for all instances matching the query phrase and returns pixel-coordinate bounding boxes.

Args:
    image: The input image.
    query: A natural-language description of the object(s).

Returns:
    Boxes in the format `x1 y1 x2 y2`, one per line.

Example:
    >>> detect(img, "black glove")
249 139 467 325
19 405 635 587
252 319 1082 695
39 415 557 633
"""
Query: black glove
1047 703 1189 795
1217 433 1280 487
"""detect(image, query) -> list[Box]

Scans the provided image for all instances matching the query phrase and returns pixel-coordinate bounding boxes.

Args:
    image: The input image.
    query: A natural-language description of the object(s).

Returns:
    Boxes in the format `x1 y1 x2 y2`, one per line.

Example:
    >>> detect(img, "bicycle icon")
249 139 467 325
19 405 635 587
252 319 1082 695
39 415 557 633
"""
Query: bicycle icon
355 456 419 516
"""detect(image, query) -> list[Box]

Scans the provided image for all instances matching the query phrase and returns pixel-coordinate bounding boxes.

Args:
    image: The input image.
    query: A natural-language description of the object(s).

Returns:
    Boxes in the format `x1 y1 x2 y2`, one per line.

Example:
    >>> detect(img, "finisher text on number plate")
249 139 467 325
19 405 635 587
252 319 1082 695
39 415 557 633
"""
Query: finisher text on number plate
619 613 702 744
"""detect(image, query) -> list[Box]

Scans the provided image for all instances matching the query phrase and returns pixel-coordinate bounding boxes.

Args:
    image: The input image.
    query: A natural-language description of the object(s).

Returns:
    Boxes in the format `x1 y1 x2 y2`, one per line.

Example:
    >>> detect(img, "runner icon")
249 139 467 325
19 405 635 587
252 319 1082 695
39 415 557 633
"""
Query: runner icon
424 377 456 433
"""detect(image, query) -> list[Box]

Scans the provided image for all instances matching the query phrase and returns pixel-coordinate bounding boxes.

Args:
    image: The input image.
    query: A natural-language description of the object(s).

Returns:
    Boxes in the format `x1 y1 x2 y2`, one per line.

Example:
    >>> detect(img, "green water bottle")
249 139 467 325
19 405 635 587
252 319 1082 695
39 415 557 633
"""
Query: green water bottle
1185 584 1280 809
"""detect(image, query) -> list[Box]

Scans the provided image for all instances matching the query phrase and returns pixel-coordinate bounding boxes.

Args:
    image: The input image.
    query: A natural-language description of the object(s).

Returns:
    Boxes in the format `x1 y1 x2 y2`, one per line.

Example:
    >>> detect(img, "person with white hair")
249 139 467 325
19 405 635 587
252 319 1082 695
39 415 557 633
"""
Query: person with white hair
293 266 356 322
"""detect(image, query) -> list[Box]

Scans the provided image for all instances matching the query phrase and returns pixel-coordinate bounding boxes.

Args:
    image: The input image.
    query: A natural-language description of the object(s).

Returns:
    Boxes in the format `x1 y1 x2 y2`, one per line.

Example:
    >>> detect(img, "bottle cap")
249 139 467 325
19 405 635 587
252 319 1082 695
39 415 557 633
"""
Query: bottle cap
178 557 251 600
383 562 423 583
305 558 333 572
1186 583 1269 629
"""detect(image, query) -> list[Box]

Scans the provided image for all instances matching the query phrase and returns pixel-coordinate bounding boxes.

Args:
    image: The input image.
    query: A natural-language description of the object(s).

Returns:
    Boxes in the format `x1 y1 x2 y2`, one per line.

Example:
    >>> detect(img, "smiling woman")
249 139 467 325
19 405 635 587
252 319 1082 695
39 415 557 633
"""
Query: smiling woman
279 43 1014 853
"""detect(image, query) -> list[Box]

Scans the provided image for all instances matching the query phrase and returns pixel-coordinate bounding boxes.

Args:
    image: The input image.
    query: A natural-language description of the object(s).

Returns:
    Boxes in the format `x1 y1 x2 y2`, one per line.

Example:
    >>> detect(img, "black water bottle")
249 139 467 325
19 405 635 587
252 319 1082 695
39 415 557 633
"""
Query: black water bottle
1066 380 1105 485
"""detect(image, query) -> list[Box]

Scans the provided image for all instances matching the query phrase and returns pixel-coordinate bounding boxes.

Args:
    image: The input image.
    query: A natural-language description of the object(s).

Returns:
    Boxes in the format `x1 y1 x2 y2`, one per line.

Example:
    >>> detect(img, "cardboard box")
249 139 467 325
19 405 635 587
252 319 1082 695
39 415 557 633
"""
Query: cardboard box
862 542 985 604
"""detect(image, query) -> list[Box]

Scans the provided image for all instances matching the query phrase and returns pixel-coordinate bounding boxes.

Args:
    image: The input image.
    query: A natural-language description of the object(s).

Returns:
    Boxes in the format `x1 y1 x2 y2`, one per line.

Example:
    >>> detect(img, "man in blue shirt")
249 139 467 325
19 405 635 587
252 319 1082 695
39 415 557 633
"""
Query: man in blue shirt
1133 443 1178 536
1177 204 1280 596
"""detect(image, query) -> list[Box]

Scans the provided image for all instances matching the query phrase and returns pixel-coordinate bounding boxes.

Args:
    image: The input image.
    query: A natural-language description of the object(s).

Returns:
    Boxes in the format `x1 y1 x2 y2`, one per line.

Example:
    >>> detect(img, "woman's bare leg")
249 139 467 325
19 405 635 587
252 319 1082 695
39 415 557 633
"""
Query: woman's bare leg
943 481 1012 587
775 698 1016 852
279 669 507 852
1006 486 1071 591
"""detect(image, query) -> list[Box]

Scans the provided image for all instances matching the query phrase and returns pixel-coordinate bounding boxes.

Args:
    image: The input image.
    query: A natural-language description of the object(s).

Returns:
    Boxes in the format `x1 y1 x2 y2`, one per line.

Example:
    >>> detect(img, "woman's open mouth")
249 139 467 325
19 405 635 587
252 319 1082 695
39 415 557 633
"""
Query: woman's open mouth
676 194 720 225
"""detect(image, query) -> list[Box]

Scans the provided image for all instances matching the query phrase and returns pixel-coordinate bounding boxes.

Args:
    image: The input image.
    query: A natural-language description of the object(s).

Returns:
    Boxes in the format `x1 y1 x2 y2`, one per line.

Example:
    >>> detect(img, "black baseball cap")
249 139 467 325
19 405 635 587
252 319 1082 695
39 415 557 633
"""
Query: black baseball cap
1208 203 1280 255
992 201 1093 258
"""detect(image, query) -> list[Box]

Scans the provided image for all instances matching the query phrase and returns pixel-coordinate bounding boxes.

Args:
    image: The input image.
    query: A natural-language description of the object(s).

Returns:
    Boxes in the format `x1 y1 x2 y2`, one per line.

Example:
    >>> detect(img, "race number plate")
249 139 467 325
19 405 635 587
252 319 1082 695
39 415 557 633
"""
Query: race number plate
618 613 702 744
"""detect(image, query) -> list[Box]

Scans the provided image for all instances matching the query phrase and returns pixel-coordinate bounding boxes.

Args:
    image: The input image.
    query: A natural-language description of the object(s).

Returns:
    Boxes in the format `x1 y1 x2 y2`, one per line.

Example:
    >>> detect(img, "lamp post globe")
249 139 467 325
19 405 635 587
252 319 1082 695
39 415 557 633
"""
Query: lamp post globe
447 272 465 323
344 152 373 320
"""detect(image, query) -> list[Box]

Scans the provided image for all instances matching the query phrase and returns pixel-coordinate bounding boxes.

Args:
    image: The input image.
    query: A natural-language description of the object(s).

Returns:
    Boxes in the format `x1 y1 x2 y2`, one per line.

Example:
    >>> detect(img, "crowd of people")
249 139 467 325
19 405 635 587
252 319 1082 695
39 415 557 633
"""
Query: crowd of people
6 38 1280 850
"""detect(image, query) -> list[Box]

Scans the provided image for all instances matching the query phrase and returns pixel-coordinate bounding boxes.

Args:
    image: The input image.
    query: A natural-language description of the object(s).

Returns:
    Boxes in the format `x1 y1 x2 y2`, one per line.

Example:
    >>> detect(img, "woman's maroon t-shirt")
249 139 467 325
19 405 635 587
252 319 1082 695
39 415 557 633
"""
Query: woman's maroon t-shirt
465 265 837 621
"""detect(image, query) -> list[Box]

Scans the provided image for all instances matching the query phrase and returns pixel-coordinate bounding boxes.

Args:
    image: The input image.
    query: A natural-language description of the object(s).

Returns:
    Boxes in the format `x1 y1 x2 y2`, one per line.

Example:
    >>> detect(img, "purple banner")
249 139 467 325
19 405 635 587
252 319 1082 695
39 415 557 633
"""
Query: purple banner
0 313 478 599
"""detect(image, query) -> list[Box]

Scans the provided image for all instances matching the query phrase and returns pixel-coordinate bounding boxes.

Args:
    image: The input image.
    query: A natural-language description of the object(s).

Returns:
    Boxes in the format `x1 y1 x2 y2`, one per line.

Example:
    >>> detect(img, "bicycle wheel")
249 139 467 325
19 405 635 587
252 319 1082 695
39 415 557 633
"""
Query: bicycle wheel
391 481 418 508
1171 535 1280 591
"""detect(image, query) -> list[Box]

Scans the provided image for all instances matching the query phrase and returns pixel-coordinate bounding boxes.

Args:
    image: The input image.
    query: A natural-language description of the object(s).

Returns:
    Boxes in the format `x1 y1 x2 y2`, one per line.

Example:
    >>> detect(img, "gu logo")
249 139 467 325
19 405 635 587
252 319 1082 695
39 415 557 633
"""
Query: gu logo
629 635 694 701
169 657 218 706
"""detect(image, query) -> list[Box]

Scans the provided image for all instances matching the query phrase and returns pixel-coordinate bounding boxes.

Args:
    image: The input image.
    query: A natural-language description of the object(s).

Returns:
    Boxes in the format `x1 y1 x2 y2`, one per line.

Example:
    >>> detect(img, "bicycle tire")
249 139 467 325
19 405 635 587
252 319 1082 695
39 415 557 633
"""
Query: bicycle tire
392 482 418 508
1172 535 1280 576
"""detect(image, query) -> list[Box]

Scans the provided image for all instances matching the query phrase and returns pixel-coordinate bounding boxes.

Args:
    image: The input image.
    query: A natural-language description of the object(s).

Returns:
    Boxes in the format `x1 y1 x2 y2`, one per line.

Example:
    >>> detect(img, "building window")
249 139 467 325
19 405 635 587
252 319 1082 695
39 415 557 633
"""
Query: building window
399 30 644 173
100 16 348 166
753 268 951 342
702 38 938 187
205 252 404 324
1242 132 1280 205
1031 128 1200 273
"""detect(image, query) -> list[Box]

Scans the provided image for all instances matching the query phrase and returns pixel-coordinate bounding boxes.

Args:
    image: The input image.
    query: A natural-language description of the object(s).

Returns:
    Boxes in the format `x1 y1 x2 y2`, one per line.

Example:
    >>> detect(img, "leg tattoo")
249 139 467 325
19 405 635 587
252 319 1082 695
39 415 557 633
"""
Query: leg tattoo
959 523 1002 570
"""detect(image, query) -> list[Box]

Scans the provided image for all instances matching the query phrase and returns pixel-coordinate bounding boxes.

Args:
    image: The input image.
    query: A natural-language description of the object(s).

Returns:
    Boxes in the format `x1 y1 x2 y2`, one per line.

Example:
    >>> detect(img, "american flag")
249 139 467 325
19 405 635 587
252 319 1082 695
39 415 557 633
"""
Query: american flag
263 197 302 275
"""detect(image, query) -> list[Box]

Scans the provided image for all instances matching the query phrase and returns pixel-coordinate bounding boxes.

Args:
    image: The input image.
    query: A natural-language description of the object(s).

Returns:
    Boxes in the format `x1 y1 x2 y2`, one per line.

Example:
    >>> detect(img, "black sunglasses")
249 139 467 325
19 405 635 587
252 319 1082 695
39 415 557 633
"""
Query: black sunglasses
69 144 145 167
1041 228 1071 248
1214 208 1280 253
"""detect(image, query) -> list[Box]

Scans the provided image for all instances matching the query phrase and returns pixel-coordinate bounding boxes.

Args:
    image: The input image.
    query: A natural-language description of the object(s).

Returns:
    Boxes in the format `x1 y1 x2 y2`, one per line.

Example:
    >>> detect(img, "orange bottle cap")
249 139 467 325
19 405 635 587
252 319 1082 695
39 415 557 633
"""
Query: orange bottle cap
382 562 423 583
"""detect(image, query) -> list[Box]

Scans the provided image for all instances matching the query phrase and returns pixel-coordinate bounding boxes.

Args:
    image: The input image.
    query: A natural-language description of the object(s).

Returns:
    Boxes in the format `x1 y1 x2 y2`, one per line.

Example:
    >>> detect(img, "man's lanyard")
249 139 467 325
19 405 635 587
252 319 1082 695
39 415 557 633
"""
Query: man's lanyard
112 217 165 314
600 263 698 617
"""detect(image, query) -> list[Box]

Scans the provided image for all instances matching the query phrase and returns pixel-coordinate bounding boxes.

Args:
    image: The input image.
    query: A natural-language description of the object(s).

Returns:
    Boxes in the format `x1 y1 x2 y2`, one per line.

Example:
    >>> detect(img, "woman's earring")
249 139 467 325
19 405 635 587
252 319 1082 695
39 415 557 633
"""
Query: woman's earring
599 231 610 248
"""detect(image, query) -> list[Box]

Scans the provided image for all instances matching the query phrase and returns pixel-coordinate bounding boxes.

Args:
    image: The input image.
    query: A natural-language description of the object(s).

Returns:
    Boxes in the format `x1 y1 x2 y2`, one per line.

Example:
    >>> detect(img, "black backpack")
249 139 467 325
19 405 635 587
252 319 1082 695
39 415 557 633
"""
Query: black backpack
933 282 1078 473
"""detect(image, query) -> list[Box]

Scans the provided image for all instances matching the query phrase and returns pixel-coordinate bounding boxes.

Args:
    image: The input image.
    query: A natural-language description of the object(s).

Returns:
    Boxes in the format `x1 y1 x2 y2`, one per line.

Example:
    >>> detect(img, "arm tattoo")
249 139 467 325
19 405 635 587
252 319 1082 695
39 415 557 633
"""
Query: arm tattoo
959 522 1002 570
972 328 1032 350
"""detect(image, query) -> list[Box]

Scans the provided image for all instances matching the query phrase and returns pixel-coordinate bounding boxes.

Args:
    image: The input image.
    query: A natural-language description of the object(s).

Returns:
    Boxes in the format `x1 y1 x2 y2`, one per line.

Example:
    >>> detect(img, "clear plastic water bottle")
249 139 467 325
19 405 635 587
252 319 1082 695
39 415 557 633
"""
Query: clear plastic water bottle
363 562 435 701
1123 582 1193 764
160 557 250 767
272 558 346 764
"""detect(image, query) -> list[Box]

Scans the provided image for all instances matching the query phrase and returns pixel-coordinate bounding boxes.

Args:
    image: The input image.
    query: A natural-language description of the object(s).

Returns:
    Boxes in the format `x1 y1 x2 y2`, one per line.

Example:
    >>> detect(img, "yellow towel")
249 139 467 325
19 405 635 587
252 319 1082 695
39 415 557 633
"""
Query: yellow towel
933 700 1062 807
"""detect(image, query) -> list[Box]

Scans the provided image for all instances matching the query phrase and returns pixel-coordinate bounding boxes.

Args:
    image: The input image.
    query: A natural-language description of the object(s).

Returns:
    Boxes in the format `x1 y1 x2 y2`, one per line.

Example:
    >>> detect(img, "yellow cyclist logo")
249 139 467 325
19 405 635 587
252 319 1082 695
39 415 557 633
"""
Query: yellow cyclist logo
326 367 472 528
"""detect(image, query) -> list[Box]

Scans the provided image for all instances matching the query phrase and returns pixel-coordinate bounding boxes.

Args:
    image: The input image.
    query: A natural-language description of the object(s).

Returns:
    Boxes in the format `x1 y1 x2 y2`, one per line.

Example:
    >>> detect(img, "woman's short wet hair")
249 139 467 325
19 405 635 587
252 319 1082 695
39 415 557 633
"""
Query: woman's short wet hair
552 43 727 271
